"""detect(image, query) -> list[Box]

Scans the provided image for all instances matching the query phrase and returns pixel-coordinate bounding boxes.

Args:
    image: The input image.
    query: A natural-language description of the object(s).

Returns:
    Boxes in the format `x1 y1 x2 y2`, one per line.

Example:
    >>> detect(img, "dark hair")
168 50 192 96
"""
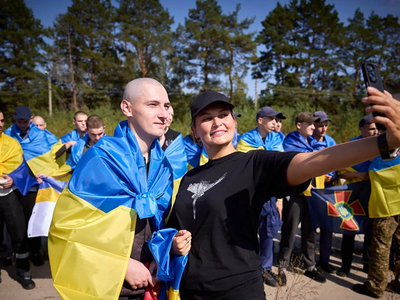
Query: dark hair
86 115 104 130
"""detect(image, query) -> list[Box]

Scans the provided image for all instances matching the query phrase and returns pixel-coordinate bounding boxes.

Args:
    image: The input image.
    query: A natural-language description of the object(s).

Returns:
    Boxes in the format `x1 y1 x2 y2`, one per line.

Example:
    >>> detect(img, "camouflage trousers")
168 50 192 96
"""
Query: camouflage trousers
366 215 400 296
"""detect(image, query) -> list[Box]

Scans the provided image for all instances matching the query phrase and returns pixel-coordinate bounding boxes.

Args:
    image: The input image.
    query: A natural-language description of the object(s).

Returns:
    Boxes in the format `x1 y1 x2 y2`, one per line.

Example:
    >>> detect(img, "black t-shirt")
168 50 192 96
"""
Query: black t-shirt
168 150 310 293
162 128 181 150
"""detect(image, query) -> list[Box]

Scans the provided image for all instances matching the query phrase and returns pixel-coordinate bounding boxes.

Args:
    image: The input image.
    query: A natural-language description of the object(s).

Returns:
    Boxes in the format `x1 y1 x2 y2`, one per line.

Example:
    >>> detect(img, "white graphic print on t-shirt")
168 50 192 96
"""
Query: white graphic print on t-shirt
187 172 227 219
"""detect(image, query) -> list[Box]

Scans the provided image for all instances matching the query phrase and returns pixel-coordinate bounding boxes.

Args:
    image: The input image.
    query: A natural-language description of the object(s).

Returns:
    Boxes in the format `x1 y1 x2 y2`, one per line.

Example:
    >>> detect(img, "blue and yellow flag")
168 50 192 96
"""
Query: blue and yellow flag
283 131 314 153
237 127 283 152
368 155 400 218
0 133 37 195
49 120 181 300
183 135 208 170
60 129 86 144
308 182 372 234
148 229 188 300
5 123 69 180
28 177 67 237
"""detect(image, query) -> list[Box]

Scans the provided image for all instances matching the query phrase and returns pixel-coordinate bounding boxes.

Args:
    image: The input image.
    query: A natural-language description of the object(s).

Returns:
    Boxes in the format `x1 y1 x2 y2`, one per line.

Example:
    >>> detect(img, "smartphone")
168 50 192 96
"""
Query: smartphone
361 62 386 130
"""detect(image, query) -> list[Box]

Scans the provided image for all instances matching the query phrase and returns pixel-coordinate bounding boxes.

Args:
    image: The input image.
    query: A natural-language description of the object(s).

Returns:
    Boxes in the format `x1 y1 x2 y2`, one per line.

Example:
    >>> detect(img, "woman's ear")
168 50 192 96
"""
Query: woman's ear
191 125 199 140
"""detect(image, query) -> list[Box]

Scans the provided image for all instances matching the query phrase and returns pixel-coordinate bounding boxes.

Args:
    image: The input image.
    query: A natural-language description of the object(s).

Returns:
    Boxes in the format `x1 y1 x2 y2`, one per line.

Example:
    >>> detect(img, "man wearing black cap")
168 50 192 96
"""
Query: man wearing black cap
336 115 377 277
237 106 286 152
0 110 36 289
308 111 338 274
277 112 327 284
236 107 287 287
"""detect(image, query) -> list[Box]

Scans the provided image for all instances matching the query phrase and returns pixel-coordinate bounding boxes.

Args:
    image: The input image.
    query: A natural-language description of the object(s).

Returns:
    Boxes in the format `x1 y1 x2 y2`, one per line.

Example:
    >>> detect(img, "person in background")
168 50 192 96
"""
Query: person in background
336 115 378 277
307 111 338 274
232 112 242 148
237 106 286 287
60 110 88 144
353 133 400 298
278 112 326 285
32 115 59 146
0 110 36 289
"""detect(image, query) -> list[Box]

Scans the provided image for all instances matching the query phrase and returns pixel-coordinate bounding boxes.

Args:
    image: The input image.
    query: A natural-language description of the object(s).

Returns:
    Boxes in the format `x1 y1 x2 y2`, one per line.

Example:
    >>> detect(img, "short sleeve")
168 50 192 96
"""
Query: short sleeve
252 150 311 198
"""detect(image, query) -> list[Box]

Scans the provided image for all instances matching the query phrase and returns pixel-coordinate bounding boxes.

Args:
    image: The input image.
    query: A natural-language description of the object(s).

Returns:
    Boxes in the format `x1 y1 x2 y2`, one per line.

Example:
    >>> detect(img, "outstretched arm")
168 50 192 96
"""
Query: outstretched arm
287 87 400 187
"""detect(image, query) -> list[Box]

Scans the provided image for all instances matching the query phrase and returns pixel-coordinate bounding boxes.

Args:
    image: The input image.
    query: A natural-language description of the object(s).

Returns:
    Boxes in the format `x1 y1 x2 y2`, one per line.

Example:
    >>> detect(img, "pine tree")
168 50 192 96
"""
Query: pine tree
0 0 45 115
222 4 256 104
175 0 226 91
117 0 174 83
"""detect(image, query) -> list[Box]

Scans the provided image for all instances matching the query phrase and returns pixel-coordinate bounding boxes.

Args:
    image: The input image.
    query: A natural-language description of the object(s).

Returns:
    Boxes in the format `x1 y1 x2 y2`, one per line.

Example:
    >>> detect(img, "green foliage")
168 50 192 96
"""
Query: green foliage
0 0 45 116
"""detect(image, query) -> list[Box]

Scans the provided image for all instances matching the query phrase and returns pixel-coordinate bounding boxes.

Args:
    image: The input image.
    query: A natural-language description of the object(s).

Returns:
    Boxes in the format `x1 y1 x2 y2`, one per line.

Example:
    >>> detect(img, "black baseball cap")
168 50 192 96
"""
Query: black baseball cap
359 115 374 128
191 91 234 121
13 106 32 121
313 111 331 122
256 106 286 122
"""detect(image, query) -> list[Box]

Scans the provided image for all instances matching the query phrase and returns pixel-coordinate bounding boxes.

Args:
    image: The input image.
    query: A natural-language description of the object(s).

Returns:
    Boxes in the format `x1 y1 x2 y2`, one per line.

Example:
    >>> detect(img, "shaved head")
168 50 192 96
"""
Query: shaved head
123 78 166 104
32 115 46 130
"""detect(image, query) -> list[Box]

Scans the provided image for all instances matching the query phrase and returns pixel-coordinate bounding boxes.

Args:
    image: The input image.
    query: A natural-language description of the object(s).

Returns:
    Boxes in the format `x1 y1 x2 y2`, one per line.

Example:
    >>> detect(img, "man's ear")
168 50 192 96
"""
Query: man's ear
257 117 262 125
296 122 301 130
121 99 133 117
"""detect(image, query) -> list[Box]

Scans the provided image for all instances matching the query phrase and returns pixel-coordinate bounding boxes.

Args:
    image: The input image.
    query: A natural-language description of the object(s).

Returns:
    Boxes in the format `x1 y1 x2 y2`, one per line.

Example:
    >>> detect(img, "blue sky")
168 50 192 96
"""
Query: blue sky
24 0 400 97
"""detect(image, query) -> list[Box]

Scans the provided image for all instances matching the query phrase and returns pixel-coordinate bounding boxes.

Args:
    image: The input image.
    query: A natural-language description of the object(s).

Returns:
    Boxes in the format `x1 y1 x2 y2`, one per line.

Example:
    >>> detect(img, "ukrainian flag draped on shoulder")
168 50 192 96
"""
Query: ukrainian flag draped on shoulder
308 182 372 234
183 135 208 170
5 123 68 179
284 131 324 193
368 155 400 218
60 129 85 143
237 127 282 152
0 133 37 195
64 134 89 171
49 120 177 300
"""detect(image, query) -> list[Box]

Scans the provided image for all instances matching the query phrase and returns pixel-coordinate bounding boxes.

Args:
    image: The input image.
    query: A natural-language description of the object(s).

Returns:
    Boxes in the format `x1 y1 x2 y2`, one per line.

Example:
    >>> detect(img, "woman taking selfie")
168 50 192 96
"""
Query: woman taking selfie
168 88 400 300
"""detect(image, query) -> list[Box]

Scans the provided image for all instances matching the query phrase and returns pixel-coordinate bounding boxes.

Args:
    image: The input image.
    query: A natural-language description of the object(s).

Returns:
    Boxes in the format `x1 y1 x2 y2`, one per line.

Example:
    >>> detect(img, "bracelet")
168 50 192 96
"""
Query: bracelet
377 133 400 160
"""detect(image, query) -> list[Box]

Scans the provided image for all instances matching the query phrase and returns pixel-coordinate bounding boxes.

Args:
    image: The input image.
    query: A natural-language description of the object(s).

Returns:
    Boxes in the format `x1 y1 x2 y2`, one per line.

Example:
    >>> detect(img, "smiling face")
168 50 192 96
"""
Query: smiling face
192 102 236 154
121 80 171 146
297 121 315 139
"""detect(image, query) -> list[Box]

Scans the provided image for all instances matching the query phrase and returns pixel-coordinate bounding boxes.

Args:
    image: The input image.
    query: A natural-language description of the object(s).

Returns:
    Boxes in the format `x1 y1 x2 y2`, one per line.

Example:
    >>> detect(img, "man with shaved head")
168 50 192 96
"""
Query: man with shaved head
49 78 190 300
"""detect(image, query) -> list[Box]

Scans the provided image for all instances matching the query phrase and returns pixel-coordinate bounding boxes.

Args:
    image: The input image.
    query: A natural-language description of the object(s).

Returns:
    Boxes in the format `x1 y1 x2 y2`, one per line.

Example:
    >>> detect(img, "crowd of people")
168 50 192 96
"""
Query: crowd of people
0 77 400 300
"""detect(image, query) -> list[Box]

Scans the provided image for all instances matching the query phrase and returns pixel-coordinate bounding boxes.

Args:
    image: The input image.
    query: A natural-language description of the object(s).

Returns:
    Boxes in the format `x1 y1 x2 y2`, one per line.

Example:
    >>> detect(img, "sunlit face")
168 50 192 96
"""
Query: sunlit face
73 113 88 133
297 121 315 138
16 119 31 132
258 116 276 137
192 103 236 148
313 121 328 140
32 116 46 130
87 126 105 144
360 123 378 138
0 112 4 135
274 119 282 133
123 84 170 143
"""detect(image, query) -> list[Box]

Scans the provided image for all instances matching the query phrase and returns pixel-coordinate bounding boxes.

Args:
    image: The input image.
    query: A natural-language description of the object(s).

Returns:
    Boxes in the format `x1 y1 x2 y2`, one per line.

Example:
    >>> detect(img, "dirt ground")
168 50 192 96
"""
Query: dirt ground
0 234 399 300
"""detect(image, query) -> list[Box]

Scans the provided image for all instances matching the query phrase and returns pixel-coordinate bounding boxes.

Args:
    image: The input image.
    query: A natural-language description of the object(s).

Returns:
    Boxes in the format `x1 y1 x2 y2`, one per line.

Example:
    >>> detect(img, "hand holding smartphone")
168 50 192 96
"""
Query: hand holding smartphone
361 62 386 130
